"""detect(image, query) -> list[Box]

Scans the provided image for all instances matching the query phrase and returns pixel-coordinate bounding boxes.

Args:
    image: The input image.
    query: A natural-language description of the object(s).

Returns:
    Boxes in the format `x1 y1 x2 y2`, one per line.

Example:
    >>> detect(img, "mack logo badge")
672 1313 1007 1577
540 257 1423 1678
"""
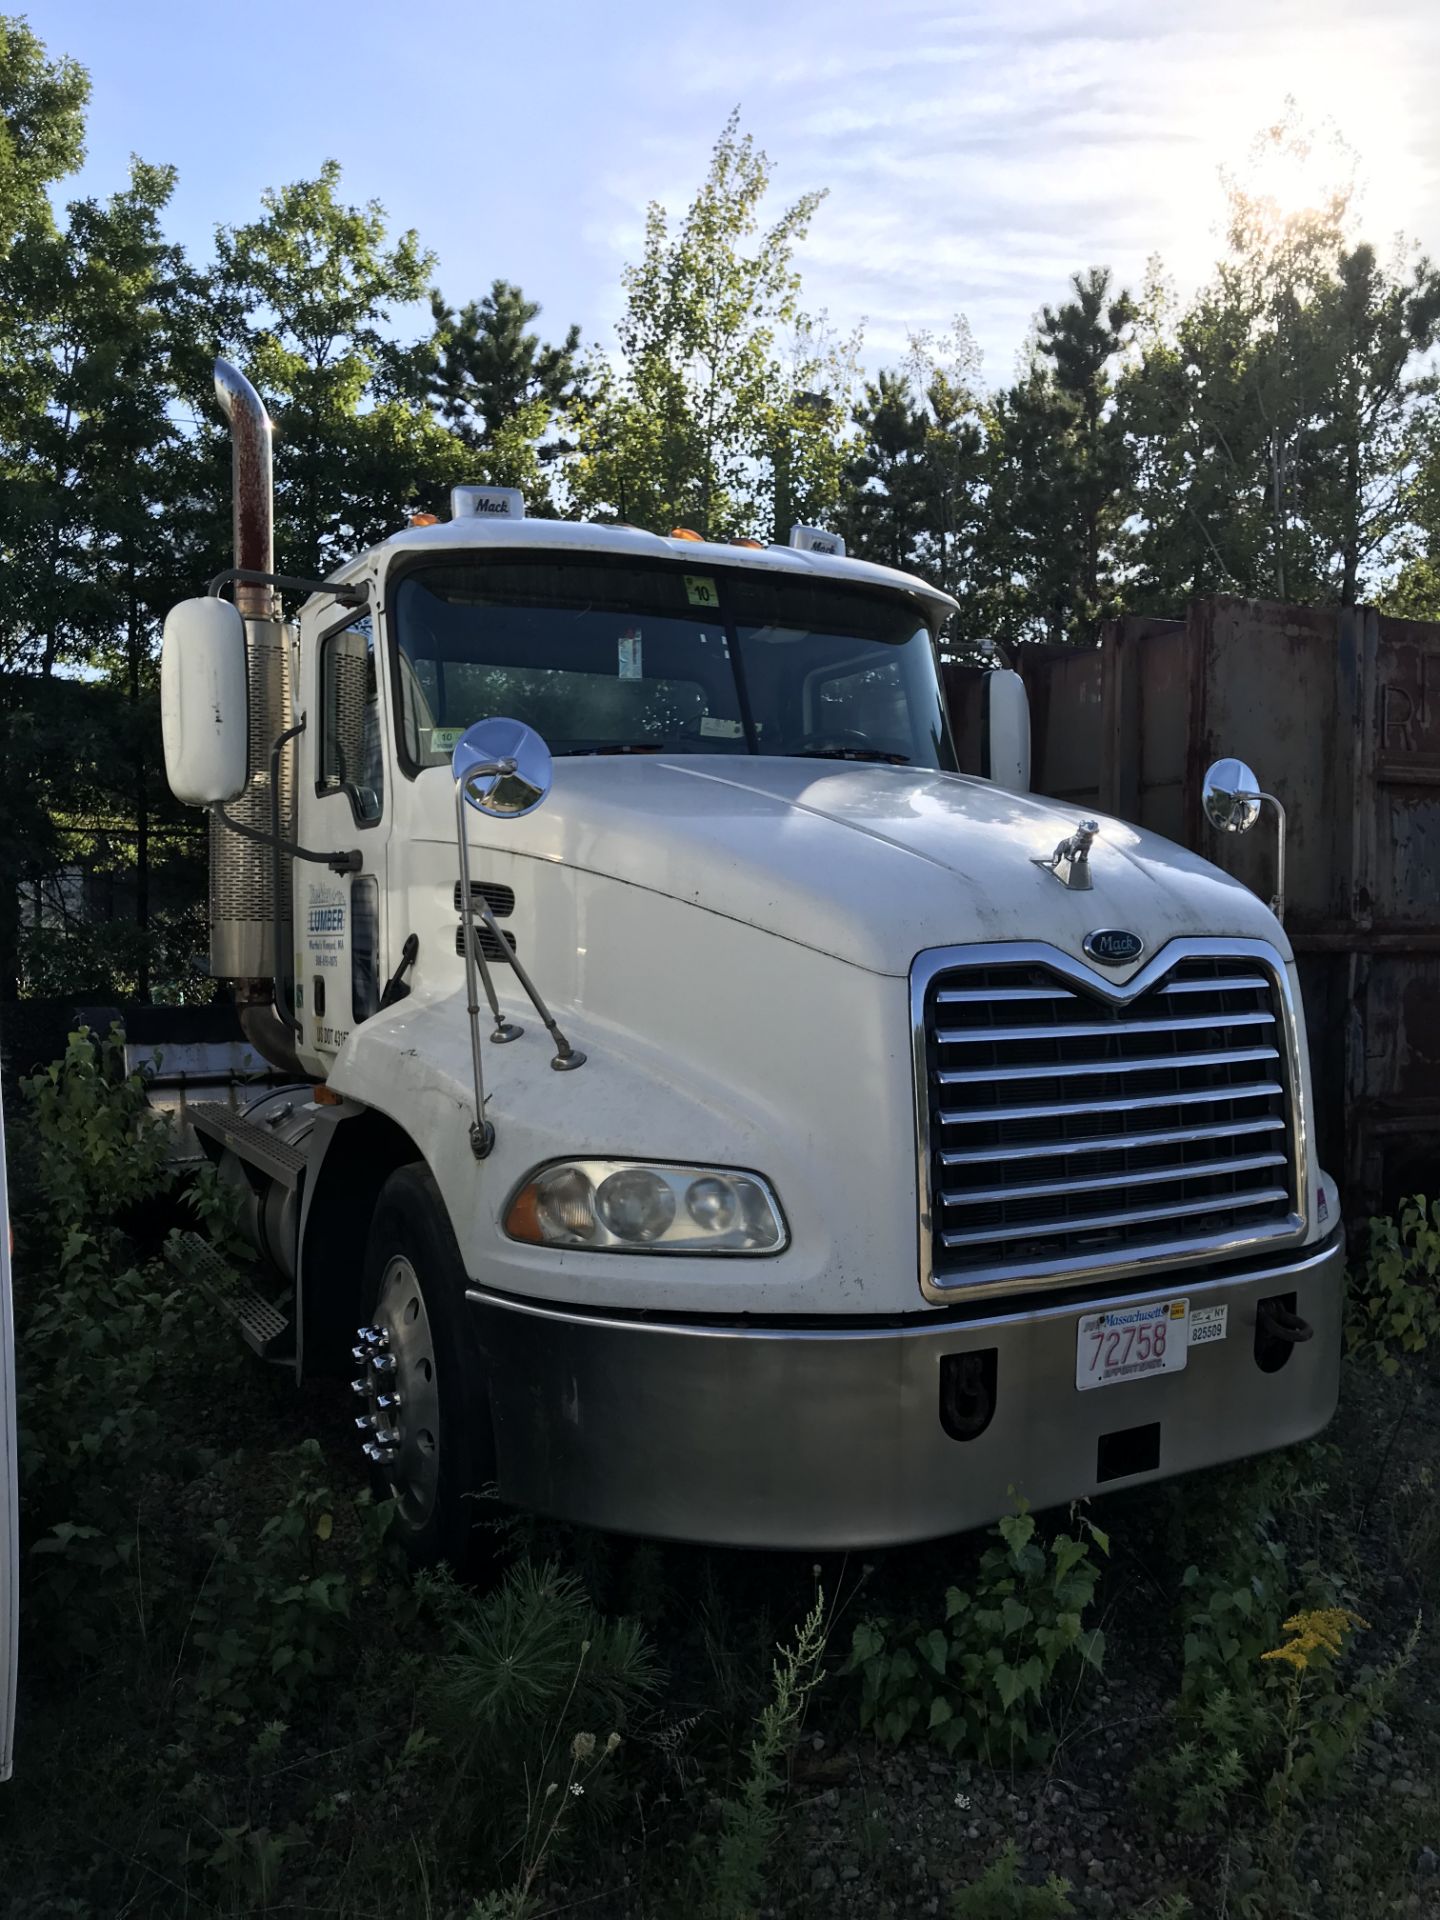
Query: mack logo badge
1084 928 1144 966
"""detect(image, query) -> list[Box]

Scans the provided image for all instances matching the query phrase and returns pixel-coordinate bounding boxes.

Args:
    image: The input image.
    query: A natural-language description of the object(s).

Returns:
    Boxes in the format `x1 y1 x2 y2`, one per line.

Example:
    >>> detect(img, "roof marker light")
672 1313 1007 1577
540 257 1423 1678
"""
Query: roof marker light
452 486 526 521
789 523 846 557
670 527 704 542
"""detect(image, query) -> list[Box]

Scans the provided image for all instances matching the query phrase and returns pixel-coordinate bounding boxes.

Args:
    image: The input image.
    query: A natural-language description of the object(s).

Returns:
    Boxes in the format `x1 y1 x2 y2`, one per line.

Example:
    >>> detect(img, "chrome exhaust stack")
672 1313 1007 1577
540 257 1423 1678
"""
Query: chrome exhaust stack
209 358 301 1075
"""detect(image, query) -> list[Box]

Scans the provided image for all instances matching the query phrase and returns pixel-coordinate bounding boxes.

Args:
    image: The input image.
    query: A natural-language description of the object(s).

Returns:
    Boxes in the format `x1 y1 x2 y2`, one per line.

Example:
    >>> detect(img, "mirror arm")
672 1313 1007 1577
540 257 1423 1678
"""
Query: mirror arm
1255 790 1287 923
465 892 585 1073
207 567 368 610
453 755 589 1159
454 773 497 1159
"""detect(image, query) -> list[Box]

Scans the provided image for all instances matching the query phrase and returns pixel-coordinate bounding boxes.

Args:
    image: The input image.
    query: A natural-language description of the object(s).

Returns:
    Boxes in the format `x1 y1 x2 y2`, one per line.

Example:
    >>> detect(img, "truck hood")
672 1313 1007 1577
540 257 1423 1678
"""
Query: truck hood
428 756 1287 977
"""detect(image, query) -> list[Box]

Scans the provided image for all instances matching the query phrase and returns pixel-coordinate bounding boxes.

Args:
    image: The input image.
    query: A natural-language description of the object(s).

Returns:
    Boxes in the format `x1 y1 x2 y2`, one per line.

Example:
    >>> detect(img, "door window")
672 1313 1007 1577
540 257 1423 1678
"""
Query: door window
319 616 383 824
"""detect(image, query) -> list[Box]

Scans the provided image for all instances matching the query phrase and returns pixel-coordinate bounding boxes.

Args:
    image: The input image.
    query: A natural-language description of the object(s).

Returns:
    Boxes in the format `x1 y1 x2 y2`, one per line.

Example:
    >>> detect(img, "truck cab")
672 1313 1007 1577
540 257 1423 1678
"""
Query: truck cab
161 360 1344 1563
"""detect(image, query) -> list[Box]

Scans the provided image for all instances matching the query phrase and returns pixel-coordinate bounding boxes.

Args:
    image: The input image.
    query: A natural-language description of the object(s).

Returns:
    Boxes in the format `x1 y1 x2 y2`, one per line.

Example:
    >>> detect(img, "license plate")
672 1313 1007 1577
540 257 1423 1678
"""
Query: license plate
1076 1298 1189 1390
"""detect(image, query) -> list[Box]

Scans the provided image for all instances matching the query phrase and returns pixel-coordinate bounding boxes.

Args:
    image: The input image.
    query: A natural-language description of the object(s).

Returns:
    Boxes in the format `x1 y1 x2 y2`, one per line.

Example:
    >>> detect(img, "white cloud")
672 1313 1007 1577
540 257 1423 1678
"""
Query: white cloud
580 0 1440 379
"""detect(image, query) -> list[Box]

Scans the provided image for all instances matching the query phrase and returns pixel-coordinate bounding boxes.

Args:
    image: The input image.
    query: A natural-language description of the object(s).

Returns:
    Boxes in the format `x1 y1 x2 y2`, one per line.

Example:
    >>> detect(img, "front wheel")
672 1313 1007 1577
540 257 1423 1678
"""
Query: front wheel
356 1163 494 1568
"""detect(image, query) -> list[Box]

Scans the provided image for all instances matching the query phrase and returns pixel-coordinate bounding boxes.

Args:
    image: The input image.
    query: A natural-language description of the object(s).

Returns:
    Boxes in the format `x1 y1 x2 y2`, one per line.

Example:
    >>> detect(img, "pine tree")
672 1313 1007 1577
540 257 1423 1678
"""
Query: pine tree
983 268 1134 648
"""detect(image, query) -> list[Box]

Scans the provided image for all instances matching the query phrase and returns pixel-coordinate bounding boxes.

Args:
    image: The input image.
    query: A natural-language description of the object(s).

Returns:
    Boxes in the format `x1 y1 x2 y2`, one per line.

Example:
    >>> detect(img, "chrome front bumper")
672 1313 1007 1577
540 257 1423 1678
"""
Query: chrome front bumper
467 1232 1344 1549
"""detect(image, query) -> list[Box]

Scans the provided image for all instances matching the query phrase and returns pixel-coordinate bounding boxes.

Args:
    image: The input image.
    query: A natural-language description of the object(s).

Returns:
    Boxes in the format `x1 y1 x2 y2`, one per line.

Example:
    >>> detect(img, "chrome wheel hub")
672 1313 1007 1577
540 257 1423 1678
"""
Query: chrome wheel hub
352 1255 440 1529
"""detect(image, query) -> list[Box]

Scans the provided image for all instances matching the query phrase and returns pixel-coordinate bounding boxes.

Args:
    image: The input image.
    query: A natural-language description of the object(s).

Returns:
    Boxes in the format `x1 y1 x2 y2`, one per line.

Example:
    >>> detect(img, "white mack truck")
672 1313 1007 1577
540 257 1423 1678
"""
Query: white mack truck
157 359 1344 1566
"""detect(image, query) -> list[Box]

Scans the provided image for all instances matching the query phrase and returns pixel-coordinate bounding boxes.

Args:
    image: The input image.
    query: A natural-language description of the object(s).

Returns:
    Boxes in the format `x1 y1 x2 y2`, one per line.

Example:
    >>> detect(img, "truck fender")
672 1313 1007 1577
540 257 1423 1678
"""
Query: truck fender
294 1100 430 1380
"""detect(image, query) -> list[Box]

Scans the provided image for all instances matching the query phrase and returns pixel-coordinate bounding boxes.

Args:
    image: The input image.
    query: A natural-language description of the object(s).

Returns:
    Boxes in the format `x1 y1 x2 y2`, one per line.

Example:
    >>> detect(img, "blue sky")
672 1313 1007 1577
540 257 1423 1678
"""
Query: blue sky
37 0 1440 385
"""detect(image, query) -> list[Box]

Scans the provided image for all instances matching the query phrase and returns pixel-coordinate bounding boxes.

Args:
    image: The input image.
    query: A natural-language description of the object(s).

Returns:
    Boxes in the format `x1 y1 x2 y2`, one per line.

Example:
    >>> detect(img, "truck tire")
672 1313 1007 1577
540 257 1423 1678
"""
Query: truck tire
358 1163 495 1569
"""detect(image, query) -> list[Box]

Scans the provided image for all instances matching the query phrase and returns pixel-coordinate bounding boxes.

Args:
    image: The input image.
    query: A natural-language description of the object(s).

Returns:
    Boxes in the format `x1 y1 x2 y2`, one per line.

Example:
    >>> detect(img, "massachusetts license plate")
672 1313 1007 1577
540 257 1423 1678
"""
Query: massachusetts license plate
1076 1298 1189 1391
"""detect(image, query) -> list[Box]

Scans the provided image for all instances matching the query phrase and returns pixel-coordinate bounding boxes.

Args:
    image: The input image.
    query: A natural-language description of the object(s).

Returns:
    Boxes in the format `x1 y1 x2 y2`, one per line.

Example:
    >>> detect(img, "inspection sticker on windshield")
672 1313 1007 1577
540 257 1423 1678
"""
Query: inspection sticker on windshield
1076 1298 1189 1390
684 574 718 608
618 629 643 680
429 726 464 752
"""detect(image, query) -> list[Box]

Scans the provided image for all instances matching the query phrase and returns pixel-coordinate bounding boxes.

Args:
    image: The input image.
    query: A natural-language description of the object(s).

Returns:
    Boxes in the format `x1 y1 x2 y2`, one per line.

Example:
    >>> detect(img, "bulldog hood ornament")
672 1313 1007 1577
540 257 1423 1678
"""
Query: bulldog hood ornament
1033 817 1099 892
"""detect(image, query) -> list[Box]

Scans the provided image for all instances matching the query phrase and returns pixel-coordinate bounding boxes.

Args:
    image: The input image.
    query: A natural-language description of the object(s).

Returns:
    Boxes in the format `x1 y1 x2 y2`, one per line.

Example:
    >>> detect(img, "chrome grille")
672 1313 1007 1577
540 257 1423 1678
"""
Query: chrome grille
918 943 1304 1293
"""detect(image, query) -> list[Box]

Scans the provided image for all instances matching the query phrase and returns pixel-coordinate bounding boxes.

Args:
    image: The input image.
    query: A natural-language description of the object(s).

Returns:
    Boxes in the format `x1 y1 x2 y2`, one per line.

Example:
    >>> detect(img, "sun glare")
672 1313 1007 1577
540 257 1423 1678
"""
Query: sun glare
1244 134 1348 224
1145 20 1421 297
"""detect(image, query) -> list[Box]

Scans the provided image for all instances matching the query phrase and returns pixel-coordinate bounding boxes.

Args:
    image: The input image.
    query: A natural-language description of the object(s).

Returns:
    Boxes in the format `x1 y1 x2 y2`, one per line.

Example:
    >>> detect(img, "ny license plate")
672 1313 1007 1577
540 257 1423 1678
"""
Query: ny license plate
1076 1298 1189 1391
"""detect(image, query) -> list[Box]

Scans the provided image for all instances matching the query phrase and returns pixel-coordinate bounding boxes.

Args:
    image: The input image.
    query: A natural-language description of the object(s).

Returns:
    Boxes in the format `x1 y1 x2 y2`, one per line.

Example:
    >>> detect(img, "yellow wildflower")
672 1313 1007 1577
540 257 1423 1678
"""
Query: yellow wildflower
1261 1607 1370 1671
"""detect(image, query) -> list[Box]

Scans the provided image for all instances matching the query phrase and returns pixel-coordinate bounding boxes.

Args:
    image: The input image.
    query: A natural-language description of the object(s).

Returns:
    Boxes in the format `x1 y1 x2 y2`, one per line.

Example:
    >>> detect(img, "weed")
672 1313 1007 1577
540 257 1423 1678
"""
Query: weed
422 1557 658 1876
845 1502 1107 1765
184 1439 395 1742
698 1588 829 1920
13 1028 233 1652
950 1842 1074 1916
1348 1194 1440 1372
1152 1460 1410 1866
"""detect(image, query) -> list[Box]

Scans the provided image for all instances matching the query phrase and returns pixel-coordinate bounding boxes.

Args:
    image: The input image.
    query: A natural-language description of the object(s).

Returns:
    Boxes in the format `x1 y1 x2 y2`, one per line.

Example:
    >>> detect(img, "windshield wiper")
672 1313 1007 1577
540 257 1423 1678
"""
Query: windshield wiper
555 743 668 756
793 747 911 766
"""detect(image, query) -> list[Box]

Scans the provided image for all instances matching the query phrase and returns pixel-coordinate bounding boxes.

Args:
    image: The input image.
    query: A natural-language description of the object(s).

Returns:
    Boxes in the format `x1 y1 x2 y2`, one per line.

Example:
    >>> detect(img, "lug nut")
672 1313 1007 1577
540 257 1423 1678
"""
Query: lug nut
350 1376 368 1396
374 1427 400 1448
354 1415 373 1433
376 1392 400 1412
371 1353 397 1375
350 1345 368 1364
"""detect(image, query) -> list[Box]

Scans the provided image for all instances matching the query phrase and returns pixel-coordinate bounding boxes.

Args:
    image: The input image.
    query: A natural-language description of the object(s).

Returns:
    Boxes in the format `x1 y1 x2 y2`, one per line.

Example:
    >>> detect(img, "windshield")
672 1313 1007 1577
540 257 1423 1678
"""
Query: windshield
390 557 957 771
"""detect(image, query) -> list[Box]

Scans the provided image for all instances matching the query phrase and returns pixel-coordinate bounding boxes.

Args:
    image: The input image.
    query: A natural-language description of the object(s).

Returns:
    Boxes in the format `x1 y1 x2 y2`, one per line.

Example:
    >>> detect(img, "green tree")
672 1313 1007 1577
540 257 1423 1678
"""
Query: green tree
426 278 580 505
843 369 930 570
0 157 207 997
842 323 988 650
1122 109 1439 610
1120 261 1271 606
1383 391 1440 617
1305 243 1440 603
214 161 468 573
983 267 1134 648
0 13 87 251
570 110 828 539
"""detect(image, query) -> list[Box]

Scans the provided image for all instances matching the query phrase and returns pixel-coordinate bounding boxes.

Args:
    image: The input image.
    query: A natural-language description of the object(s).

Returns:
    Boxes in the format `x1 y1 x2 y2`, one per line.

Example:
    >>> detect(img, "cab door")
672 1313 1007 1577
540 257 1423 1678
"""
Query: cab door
296 608 389 1066
1 1079 18 1781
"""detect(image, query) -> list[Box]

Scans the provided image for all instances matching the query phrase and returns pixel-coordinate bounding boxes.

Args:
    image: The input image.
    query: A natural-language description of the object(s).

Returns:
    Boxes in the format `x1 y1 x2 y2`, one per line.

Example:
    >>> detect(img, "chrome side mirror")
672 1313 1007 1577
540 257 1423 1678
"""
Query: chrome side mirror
453 717 552 818
1202 757 1262 834
1202 756 1286 923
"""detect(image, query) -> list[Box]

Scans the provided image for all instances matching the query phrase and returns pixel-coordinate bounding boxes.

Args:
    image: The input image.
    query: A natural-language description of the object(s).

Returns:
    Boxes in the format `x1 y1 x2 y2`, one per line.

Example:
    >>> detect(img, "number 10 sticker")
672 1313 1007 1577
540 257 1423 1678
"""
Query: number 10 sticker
685 575 718 607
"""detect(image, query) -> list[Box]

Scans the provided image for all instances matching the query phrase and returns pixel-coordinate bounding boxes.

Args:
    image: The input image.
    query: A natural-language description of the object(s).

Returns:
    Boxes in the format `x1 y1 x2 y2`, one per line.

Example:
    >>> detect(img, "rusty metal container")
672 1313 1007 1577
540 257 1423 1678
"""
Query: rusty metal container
973 598 1440 1217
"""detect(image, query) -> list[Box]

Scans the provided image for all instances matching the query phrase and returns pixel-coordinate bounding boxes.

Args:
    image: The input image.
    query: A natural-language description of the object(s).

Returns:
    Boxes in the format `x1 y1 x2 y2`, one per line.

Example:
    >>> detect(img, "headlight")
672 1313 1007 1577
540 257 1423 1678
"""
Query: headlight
504 1161 787 1254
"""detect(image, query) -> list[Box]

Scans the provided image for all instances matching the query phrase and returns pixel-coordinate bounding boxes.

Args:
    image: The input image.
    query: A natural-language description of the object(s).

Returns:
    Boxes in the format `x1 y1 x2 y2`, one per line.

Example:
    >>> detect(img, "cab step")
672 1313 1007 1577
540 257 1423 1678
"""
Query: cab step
167 1229 295 1363
187 1100 307 1189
